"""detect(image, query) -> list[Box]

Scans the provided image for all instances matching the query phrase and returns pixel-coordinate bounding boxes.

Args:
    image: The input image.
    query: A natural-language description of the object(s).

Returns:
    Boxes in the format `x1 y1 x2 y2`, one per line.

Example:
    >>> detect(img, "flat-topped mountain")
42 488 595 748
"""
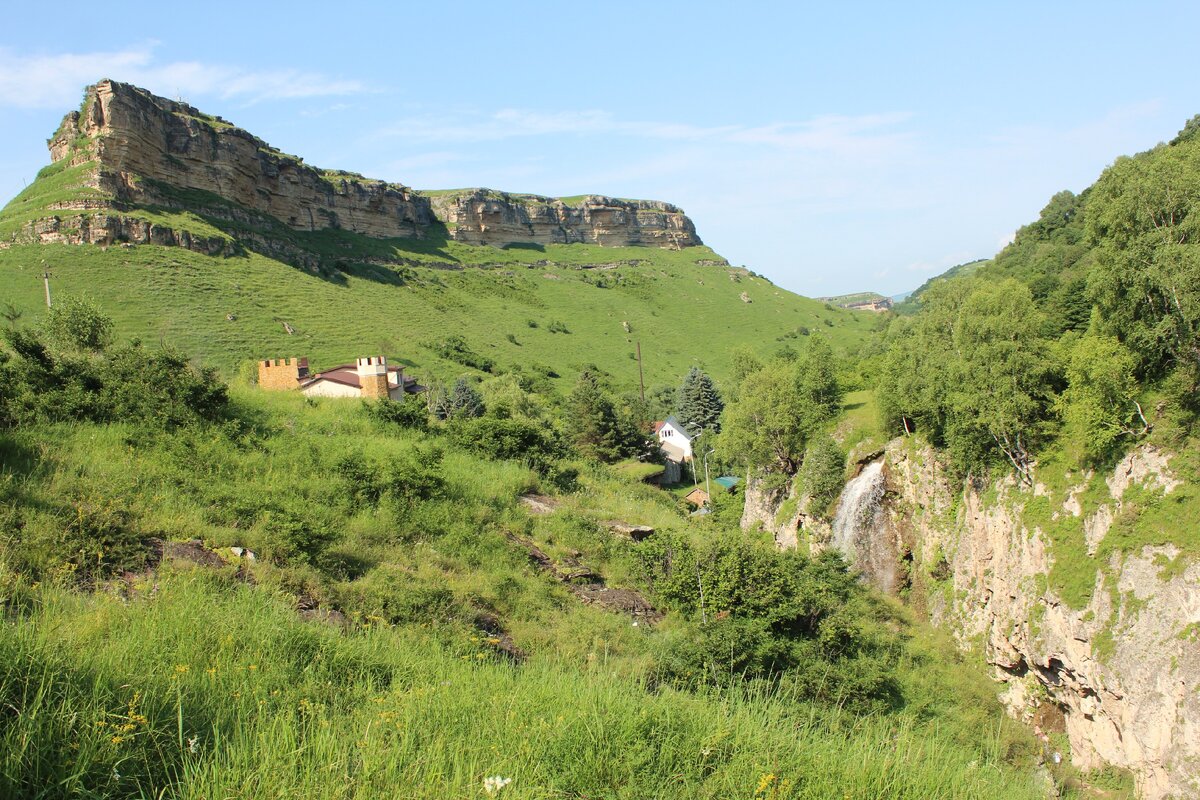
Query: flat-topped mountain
0 80 873 384
15 79 700 258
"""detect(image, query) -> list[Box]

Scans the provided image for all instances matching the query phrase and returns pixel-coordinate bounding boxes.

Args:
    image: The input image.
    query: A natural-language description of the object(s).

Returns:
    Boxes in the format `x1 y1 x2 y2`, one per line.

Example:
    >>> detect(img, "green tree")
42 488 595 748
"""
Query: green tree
721 359 808 474
795 338 842 436
1086 134 1200 380
1056 333 1149 461
798 435 845 519
728 344 763 397
950 280 1053 482
447 378 485 419
674 367 724 435
568 369 626 462
722 340 843 476
41 295 113 352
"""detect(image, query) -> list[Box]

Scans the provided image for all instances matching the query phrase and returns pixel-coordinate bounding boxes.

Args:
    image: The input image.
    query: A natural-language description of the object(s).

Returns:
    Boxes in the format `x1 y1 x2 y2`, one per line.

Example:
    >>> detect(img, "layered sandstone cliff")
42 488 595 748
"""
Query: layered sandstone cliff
27 80 700 252
429 189 699 248
743 441 1200 800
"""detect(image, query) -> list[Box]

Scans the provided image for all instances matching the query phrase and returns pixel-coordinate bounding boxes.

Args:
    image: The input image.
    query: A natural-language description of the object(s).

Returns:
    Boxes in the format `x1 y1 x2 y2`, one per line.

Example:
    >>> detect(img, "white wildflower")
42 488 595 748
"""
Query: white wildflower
483 775 512 795
187 736 199 754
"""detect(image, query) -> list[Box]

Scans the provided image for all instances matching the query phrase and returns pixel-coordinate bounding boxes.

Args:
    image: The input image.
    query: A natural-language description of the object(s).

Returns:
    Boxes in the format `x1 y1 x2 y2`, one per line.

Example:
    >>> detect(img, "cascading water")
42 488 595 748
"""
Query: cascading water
830 460 896 590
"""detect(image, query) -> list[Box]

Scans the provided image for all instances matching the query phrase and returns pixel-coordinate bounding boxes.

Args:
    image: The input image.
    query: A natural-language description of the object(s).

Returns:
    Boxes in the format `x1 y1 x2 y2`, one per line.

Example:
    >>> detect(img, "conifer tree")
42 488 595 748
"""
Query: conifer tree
674 367 724 435
448 378 485 419
569 369 625 461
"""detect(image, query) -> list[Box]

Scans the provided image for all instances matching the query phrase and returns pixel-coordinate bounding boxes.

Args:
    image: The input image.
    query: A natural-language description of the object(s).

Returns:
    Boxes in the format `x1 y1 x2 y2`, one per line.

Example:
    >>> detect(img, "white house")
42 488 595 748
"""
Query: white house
298 357 422 400
655 416 694 462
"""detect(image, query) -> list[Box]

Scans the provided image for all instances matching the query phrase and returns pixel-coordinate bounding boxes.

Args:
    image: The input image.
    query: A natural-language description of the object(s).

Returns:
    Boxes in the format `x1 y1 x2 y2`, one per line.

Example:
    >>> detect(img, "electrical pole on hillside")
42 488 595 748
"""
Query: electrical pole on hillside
636 341 645 404
42 263 52 308
702 446 714 503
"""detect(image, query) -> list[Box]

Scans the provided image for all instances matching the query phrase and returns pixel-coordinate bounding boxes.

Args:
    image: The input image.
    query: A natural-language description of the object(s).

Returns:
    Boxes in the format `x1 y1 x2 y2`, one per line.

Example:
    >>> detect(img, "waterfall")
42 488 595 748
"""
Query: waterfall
830 460 891 586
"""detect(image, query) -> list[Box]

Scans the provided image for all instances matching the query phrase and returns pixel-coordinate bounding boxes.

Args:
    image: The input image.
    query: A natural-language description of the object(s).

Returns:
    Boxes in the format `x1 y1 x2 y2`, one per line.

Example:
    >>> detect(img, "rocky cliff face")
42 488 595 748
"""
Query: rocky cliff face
429 190 699 248
30 80 700 252
744 440 1200 800
50 80 434 239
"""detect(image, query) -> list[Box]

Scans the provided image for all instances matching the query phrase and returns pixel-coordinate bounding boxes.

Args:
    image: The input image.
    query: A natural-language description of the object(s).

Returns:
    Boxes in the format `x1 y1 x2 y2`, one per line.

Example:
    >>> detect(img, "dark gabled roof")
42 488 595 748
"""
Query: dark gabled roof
661 415 694 440
299 363 423 393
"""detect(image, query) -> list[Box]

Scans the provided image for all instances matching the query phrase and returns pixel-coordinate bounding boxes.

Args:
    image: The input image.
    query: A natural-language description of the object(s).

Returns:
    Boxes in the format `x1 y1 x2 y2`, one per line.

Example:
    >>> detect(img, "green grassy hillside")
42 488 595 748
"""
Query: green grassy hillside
0 240 872 390
0 374 1051 799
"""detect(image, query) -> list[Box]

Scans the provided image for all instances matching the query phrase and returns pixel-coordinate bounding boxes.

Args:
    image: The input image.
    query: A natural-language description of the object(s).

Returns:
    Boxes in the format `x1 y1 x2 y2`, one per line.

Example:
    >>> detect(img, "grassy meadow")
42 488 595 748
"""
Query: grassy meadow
0 381 1058 799
0 238 877 391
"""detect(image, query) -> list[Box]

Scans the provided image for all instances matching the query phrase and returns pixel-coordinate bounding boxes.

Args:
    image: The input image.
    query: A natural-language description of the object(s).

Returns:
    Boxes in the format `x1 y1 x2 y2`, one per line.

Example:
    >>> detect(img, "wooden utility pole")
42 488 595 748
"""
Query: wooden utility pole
636 341 645 403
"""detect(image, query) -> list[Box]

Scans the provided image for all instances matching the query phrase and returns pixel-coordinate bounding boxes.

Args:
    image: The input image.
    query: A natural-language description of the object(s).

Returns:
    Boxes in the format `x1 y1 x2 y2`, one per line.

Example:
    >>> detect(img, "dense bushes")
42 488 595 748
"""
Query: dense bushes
637 531 902 710
0 319 227 430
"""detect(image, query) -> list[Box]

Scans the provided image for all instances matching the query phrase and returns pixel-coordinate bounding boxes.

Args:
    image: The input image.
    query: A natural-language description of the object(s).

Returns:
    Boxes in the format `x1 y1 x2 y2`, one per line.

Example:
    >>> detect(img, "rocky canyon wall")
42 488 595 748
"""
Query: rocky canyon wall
743 439 1200 800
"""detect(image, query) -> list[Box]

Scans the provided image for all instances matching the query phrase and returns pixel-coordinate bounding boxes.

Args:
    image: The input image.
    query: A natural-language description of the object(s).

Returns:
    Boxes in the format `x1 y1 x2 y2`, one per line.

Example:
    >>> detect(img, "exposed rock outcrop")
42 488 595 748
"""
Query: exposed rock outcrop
50 80 433 238
743 440 1200 799
27 80 700 253
429 190 699 248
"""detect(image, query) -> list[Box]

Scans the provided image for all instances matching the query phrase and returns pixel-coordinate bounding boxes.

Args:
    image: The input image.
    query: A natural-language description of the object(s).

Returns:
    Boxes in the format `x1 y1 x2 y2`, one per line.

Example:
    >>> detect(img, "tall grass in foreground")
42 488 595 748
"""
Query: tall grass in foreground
0 573 1047 800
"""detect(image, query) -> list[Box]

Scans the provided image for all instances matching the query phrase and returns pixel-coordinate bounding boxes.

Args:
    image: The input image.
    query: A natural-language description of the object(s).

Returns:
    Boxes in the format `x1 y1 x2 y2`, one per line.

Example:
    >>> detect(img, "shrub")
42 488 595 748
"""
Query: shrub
448 416 560 467
364 396 428 430
0 330 228 430
256 507 338 566
41 295 113 352
426 334 494 373
798 436 845 519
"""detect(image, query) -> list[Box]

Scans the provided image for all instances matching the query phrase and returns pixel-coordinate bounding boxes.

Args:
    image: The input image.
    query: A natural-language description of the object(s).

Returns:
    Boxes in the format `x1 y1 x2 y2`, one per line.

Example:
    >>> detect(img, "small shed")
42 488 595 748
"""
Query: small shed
684 487 710 507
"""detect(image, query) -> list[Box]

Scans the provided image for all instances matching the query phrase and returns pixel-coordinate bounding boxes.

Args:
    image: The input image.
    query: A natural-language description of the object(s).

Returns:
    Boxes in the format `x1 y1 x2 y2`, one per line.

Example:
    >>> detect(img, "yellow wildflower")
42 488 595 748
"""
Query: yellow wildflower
756 774 777 795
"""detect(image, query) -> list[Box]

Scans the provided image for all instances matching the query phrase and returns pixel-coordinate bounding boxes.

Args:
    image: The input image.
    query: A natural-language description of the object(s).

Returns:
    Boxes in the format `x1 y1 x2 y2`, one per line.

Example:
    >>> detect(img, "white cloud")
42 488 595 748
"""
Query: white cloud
0 43 368 110
372 106 912 158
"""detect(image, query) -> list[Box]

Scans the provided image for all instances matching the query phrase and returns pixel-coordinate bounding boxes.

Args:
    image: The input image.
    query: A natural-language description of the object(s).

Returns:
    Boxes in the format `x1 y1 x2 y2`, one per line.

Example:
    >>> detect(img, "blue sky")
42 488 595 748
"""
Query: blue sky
2 1 1197 297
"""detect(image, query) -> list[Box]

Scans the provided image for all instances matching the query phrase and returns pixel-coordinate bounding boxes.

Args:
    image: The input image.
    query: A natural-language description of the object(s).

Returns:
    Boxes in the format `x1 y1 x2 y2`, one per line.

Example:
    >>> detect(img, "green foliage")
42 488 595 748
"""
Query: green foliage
426 334 495 373
0 328 228 430
949 280 1054 480
567 369 641 463
1056 333 1147 461
256 505 339 566
639 532 901 711
798 435 846 519
674 366 724 435
41 294 113 352
1087 131 1200 384
363 395 428 430
448 377 486 419
448 415 561 468
721 339 842 474
878 278 1054 478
